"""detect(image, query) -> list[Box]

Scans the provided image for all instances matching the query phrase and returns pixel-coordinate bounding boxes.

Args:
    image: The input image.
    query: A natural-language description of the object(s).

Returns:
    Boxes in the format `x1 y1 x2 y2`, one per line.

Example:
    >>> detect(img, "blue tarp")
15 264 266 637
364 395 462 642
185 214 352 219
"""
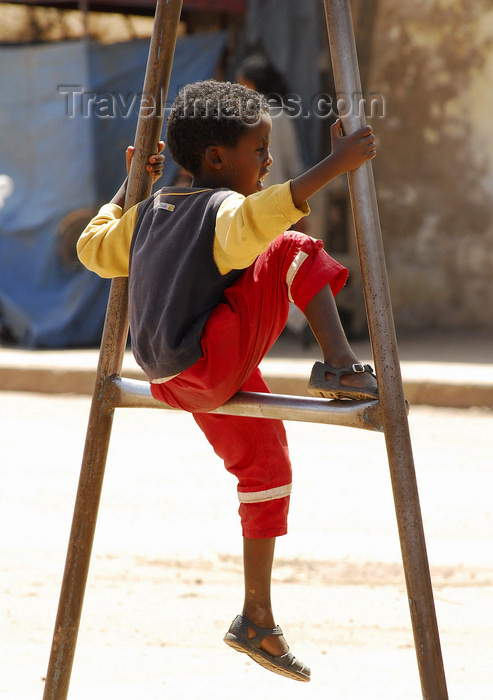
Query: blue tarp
0 32 226 347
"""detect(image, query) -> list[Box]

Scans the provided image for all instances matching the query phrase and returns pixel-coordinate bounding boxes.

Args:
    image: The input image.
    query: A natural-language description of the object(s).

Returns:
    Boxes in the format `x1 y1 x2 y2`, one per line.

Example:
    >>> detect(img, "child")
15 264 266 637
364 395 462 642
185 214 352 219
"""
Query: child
77 79 377 682
235 53 304 189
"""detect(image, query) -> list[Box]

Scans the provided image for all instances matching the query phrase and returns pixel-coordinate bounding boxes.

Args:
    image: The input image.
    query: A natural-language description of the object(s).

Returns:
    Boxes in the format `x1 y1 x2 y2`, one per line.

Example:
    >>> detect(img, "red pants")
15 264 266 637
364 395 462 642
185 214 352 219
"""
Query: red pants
151 232 347 538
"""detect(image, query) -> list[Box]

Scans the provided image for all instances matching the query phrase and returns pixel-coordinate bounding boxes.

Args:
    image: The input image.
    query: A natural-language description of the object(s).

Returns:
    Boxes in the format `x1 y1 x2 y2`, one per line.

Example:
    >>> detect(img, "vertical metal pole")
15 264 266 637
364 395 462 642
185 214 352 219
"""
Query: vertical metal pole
42 2 183 697
322 1 448 698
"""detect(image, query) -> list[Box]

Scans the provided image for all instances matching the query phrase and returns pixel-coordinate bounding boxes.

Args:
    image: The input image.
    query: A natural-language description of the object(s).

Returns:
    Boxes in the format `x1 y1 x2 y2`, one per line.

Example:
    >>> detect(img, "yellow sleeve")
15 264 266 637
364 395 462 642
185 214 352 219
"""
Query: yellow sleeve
77 203 139 278
213 181 310 275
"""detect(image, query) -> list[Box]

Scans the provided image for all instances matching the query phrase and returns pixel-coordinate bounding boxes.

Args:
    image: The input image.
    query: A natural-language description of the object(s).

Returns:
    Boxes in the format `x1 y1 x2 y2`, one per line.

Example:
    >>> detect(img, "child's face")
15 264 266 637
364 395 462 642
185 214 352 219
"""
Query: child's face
219 113 273 197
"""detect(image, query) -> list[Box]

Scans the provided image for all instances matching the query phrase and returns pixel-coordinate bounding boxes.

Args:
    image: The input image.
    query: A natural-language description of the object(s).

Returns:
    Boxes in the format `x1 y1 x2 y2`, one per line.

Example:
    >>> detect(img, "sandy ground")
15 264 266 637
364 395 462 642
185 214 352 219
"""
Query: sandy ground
1 392 493 699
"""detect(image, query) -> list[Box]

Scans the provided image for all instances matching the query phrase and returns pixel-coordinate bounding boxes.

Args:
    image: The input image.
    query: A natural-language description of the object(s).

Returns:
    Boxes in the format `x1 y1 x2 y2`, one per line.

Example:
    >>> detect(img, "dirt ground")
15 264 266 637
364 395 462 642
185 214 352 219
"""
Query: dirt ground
1 392 493 699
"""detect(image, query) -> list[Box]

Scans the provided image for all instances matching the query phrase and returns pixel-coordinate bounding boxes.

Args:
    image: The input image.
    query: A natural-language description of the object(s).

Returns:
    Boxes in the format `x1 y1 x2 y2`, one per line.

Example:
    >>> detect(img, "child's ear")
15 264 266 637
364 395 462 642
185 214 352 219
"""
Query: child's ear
205 145 223 169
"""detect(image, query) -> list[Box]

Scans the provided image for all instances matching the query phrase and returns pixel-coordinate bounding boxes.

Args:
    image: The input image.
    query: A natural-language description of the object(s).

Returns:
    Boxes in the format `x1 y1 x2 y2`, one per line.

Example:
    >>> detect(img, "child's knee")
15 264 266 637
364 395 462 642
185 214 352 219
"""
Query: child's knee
283 234 348 311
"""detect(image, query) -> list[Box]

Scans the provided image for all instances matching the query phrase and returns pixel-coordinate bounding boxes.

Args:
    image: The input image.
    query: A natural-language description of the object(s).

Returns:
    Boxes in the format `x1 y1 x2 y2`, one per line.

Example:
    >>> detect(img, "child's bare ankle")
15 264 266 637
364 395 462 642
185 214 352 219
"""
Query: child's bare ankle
323 353 359 368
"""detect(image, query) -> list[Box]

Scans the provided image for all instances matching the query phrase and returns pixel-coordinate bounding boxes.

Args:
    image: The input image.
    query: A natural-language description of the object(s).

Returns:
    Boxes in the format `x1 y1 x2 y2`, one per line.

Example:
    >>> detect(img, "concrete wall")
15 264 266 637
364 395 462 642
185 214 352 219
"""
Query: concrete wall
368 0 493 330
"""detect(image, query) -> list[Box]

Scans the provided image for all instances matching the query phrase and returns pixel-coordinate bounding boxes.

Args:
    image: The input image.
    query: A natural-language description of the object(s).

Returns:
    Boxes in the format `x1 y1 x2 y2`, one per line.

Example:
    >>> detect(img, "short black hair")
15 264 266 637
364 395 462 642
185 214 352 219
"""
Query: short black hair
236 53 288 97
166 80 269 176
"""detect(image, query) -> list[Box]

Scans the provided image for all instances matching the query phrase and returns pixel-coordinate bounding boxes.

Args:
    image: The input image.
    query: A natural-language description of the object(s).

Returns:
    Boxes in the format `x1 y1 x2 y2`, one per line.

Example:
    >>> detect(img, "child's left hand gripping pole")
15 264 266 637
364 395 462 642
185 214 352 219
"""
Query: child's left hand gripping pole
42 2 183 700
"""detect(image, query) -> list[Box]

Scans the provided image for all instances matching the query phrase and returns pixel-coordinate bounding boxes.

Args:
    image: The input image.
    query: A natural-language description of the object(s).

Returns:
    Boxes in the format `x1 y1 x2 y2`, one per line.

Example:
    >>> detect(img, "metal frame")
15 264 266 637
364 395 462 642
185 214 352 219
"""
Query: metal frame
42 0 449 697
323 3 448 697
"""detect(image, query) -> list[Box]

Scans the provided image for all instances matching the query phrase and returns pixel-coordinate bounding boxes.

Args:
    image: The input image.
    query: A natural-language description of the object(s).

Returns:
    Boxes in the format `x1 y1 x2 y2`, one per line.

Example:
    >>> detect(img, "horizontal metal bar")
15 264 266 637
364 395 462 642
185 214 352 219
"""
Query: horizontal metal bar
108 375 385 432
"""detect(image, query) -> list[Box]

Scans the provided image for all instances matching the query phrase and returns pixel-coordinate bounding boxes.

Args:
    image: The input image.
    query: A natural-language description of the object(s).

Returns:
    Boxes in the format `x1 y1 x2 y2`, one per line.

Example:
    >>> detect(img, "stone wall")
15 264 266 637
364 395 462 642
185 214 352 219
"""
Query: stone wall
369 0 493 330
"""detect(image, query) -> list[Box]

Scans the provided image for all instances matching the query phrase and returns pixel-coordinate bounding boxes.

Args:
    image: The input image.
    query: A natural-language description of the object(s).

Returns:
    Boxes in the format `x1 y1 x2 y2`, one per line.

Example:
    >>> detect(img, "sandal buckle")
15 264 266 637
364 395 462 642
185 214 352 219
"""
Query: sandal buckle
352 363 365 373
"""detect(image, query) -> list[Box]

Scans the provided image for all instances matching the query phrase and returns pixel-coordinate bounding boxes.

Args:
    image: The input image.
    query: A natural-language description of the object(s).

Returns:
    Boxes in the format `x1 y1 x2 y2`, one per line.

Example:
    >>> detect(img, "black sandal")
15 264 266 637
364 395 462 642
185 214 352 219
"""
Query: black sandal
308 361 378 400
224 614 310 682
